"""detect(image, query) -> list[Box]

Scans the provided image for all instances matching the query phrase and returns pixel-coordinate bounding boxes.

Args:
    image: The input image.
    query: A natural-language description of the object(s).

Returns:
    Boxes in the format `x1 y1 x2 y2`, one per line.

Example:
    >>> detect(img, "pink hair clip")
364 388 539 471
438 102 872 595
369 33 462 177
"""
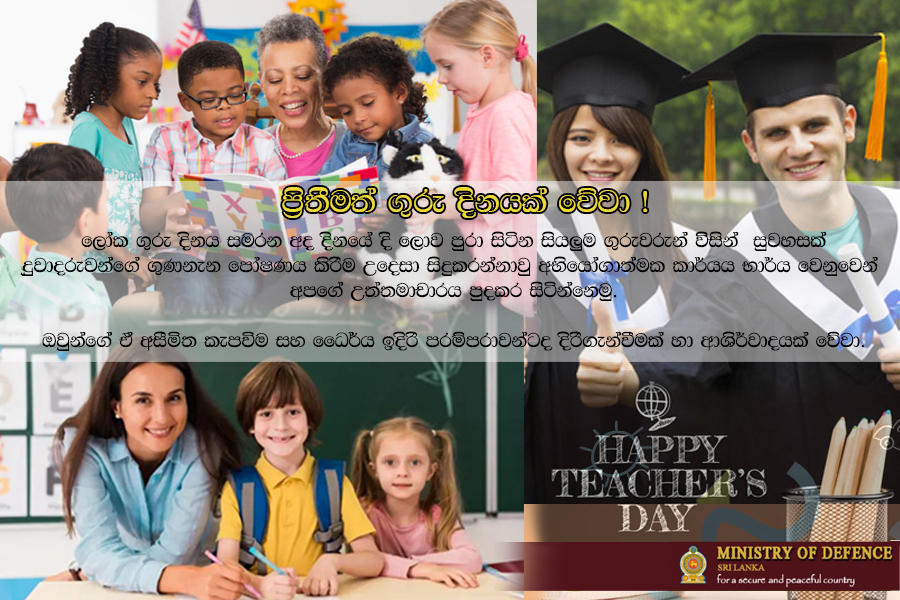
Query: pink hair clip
514 34 529 62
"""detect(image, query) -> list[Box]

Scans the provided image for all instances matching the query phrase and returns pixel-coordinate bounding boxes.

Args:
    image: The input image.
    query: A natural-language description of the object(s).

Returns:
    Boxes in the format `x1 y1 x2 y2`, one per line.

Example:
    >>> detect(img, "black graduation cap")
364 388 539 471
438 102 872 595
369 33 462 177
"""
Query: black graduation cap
537 23 704 121
689 32 889 198
687 33 881 113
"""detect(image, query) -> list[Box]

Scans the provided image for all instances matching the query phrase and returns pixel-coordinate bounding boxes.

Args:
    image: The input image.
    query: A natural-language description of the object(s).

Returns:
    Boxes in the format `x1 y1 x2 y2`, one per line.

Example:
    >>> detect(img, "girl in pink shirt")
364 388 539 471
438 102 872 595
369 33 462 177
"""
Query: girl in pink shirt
350 417 482 588
420 0 537 316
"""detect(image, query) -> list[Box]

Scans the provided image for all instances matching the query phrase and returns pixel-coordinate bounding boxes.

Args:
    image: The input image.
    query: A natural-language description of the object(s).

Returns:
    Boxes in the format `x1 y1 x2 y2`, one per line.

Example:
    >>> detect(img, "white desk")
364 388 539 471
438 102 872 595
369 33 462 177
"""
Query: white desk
27 574 517 599
528 593 900 600
681 595 900 599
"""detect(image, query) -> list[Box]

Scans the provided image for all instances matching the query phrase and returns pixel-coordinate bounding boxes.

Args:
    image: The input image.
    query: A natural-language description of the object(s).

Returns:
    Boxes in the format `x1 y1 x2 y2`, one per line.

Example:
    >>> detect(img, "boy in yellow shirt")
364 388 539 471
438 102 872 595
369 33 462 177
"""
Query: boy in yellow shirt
217 361 382 598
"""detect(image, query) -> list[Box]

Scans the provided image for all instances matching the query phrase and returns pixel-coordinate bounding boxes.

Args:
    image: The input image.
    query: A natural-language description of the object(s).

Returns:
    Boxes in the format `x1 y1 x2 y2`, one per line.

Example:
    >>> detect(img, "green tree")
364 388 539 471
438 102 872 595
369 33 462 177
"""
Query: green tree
725 0 900 180
538 0 900 182
537 0 620 163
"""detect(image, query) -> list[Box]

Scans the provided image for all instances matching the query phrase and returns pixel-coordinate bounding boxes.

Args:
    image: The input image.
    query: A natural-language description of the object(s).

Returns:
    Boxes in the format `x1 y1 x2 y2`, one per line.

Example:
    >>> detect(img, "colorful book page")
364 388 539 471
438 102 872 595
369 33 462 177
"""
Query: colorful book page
281 166 379 262
182 175 289 262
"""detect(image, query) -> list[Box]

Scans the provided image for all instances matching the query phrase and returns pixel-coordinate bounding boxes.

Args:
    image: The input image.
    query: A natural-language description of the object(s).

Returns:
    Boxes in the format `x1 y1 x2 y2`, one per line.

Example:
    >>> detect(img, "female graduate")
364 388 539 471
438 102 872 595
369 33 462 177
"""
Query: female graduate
525 23 705 503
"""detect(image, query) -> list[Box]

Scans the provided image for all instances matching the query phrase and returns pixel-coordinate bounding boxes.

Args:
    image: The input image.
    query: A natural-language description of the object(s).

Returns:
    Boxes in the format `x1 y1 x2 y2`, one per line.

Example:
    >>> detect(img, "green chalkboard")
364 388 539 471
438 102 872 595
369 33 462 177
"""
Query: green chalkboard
193 359 522 513
1 352 521 525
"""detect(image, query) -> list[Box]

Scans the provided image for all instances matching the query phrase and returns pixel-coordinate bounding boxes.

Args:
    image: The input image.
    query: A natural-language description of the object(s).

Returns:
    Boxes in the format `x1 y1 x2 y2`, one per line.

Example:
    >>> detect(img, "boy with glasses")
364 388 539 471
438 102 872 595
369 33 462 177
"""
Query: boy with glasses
140 40 285 316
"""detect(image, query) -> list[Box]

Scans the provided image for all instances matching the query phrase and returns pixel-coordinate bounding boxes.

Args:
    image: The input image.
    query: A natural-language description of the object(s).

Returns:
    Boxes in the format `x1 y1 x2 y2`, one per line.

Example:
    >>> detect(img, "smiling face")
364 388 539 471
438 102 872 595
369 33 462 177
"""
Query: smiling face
742 94 855 203
179 67 247 146
108 52 162 120
370 433 437 502
251 398 309 466
564 104 642 192
425 33 491 106
114 363 188 465
258 40 323 133
332 74 408 142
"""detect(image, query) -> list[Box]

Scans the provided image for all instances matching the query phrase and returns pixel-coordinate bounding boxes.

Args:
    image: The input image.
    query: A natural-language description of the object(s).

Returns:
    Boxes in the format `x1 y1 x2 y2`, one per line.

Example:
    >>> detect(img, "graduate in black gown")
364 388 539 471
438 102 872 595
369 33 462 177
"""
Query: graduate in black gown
574 33 900 502
525 24 706 503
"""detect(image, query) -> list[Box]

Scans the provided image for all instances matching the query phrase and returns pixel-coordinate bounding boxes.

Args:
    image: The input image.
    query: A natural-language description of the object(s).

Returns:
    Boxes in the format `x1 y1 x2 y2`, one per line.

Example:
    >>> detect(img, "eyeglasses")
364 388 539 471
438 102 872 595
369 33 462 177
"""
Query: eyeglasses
182 88 249 110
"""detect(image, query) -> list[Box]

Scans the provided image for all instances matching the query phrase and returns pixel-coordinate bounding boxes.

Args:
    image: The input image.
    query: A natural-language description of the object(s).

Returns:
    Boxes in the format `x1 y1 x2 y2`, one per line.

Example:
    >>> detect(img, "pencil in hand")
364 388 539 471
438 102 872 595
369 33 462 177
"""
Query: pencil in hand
204 550 262 600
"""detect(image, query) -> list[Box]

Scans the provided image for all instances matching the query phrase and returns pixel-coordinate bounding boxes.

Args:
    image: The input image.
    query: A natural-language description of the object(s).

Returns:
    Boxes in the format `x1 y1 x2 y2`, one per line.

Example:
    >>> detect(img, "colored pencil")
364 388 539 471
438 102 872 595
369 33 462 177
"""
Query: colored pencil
249 546 286 576
204 550 262 599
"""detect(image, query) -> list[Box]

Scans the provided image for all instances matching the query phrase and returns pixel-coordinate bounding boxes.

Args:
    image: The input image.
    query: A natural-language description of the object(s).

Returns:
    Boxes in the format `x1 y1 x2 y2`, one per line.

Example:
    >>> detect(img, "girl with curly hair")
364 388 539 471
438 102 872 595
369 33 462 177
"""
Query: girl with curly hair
320 36 434 175
65 22 162 303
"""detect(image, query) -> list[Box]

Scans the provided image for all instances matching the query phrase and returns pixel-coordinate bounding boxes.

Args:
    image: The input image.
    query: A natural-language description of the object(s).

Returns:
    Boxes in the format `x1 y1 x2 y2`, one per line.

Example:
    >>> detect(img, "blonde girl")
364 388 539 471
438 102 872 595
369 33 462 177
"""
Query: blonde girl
351 417 482 588
419 0 537 316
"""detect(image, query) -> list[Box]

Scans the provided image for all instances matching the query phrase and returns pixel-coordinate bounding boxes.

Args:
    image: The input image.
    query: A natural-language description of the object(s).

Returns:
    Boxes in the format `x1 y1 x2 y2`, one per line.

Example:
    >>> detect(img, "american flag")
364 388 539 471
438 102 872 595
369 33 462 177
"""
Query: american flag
175 0 206 50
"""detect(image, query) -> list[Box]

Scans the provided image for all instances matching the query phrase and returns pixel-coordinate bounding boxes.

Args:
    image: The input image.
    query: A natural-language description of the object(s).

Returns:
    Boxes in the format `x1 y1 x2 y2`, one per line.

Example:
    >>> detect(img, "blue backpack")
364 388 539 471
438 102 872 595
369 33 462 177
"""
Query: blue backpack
228 459 346 573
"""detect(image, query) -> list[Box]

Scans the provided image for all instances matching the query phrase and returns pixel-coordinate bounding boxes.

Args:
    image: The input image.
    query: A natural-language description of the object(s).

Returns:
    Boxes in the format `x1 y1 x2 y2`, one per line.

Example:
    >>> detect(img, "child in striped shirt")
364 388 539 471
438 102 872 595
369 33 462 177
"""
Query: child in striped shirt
141 41 285 316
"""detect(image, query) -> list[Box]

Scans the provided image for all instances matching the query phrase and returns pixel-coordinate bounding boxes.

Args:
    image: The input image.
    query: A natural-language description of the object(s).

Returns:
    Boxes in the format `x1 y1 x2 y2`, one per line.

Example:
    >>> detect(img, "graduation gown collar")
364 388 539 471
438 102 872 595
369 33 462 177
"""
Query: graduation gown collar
537 210 685 332
729 184 900 360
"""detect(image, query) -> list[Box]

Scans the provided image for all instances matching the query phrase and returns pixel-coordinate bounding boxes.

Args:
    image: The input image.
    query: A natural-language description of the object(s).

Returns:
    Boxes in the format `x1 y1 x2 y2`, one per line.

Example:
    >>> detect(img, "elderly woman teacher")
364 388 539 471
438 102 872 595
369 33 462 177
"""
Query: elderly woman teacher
257 13 345 177
255 13 388 315
138 15 347 241
51 346 245 600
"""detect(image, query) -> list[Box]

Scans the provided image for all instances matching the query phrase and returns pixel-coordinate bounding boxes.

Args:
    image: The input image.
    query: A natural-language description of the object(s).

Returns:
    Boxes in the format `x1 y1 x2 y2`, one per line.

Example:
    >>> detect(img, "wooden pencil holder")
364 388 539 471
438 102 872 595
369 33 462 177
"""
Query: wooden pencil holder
783 487 893 600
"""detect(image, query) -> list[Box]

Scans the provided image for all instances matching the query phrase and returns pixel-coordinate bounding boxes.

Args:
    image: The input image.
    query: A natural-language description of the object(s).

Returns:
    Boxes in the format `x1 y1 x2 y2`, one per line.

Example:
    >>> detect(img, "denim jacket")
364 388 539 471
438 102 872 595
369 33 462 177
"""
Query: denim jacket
65 425 216 593
320 113 434 176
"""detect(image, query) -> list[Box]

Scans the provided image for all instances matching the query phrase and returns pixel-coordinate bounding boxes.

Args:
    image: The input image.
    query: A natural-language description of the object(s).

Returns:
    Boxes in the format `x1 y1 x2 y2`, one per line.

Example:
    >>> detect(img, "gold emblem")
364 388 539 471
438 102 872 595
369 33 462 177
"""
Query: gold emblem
680 546 706 584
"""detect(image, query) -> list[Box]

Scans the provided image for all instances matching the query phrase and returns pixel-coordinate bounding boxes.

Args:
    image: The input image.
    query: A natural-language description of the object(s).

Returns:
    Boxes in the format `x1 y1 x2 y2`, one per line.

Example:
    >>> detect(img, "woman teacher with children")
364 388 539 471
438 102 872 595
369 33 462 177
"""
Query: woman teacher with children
49 346 246 600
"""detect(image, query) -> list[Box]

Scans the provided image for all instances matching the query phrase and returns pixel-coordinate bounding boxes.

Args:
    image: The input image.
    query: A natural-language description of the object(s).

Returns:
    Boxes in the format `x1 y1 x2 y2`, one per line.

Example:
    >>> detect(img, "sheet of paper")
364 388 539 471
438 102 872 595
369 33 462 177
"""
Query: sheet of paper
29 435 63 516
174 596 342 600
536 593 681 600
0 435 28 516
30 353 92 435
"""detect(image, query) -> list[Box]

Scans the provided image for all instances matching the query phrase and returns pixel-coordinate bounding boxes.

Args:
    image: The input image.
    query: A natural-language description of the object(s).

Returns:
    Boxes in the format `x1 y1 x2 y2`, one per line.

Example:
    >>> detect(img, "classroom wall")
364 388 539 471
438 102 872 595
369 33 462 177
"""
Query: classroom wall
153 0 537 137
155 0 536 49
0 1 159 158
0 0 536 157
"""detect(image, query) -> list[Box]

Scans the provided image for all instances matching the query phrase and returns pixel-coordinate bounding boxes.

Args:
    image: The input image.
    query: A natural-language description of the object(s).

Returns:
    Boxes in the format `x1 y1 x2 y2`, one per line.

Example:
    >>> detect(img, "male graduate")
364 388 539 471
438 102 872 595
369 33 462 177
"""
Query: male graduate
569 34 900 502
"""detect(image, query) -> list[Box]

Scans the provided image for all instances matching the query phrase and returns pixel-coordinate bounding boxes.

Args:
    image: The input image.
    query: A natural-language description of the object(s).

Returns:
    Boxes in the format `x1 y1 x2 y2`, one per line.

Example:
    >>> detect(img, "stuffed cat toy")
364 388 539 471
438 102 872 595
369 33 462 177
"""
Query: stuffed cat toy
357 137 476 312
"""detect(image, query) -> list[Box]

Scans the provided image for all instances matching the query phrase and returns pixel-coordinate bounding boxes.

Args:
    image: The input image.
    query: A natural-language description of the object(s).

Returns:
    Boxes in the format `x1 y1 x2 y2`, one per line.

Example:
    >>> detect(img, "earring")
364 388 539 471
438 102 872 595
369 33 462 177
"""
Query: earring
114 414 122 420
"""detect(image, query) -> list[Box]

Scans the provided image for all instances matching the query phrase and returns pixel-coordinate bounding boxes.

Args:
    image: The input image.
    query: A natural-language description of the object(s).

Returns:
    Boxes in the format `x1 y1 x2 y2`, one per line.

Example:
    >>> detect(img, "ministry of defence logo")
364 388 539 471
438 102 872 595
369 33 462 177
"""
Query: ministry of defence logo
680 546 706 584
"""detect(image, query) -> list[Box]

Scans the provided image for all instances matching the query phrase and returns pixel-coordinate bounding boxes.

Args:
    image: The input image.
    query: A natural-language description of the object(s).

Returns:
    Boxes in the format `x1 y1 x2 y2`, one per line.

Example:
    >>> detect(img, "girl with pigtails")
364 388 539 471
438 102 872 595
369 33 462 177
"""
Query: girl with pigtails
350 417 483 588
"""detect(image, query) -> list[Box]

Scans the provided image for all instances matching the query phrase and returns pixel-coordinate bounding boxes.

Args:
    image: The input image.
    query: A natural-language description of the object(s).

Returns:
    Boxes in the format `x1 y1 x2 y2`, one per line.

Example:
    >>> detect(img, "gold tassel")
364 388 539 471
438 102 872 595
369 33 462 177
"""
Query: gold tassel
865 33 888 162
704 82 716 200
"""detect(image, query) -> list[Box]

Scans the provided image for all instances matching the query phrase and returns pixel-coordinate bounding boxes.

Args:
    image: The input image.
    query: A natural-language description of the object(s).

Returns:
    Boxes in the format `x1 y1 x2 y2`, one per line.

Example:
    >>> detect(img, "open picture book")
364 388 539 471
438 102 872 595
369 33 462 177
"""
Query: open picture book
180 158 379 263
